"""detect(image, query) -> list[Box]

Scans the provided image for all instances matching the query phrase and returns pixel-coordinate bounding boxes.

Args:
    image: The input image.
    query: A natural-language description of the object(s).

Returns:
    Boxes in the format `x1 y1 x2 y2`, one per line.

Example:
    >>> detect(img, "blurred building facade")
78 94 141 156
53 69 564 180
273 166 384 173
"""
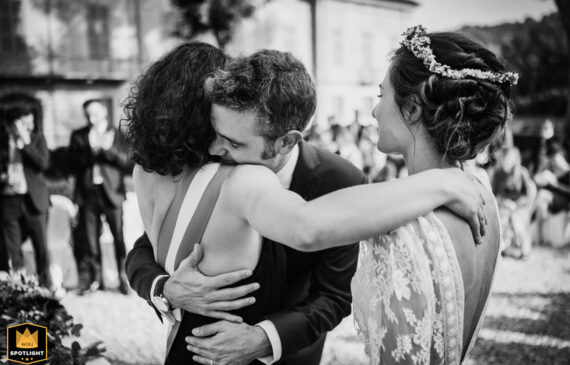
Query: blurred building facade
228 0 417 127
0 0 416 148
0 0 174 147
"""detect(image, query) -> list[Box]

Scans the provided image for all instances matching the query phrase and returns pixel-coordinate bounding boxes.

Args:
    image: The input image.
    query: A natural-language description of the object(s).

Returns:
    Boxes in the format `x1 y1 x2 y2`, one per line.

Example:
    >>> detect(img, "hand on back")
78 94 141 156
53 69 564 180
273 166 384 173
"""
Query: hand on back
163 244 260 322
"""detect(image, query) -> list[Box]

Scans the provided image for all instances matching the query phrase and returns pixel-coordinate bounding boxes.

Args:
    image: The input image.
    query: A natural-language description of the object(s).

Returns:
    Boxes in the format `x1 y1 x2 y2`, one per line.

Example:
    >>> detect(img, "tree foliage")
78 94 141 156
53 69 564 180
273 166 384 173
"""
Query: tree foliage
171 0 261 49
459 13 568 116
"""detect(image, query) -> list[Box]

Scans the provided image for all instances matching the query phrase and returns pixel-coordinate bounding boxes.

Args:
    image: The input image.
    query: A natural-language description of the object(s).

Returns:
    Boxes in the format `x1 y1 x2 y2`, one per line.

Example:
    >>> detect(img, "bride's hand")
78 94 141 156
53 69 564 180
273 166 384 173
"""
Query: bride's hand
440 168 487 245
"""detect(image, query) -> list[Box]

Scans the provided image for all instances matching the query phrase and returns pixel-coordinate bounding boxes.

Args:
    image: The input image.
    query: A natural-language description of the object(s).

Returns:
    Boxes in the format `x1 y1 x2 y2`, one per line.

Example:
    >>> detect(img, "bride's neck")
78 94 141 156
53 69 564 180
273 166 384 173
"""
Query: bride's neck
403 135 456 175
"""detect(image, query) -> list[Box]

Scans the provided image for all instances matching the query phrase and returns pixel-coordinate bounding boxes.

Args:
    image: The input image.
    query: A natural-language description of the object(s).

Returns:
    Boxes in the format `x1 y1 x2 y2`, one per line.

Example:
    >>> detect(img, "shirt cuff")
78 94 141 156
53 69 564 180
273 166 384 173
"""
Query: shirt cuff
150 275 183 323
256 320 282 364
150 274 170 301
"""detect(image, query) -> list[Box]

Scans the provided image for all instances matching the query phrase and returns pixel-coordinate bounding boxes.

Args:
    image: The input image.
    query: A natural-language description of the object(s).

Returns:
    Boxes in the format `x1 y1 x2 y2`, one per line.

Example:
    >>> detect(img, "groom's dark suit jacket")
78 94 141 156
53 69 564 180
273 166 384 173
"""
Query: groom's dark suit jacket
125 142 367 364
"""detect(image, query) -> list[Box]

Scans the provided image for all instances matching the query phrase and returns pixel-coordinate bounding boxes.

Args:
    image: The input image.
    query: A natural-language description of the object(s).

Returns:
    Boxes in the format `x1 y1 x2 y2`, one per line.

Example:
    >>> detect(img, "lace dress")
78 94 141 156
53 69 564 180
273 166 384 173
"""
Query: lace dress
351 212 471 365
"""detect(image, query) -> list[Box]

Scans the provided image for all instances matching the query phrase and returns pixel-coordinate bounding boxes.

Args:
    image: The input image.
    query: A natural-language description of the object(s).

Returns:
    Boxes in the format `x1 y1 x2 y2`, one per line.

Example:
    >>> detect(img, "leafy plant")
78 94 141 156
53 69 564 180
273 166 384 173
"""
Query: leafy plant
0 274 105 365
171 0 265 49
459 13 569 117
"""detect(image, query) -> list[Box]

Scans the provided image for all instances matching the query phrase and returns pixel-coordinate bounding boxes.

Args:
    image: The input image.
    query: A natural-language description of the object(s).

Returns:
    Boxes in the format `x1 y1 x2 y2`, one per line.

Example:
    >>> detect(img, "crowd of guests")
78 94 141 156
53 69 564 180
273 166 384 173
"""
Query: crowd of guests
0 94 131 294
306 117 570 260
304 119 407 183
1 91 568 294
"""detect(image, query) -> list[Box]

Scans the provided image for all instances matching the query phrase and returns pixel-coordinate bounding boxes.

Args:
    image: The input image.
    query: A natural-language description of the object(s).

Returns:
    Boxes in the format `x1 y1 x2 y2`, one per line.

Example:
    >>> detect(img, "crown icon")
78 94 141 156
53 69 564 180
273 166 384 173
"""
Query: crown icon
16 328 38 348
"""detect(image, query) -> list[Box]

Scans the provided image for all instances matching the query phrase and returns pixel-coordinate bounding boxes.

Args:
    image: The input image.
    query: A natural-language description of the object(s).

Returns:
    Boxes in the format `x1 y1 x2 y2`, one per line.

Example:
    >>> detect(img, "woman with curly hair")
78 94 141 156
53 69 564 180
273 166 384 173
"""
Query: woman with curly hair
124 34 512 364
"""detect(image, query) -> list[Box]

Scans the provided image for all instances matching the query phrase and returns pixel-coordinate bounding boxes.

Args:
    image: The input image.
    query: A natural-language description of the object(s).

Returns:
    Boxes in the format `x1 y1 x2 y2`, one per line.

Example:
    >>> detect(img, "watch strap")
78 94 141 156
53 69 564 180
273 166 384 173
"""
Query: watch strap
154 275 169 298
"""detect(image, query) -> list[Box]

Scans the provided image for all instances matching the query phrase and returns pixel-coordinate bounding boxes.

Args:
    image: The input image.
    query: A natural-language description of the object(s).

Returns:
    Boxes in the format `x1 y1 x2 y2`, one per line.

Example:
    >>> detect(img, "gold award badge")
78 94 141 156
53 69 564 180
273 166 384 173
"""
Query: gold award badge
7 323 48 364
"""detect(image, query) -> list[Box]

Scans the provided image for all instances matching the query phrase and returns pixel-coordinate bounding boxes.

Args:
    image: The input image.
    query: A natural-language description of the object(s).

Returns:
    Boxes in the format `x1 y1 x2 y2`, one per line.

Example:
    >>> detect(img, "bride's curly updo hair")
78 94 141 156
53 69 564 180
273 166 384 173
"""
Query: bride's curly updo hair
390 32 514 162
122 42 227 175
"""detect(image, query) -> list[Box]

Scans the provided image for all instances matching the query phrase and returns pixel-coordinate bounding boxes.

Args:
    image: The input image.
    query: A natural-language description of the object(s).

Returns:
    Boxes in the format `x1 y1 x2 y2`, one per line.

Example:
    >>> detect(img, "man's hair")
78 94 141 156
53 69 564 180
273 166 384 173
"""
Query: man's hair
82 98 105 112
0 93 42 131
0 94 43 176
205 49 316 140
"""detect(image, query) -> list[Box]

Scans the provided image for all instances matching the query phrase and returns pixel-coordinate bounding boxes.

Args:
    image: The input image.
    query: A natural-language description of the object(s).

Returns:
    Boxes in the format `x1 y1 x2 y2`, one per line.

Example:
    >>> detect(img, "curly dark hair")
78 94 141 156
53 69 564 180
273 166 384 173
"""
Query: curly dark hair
204 49 316 141
390 32 514 163
122 42 227 175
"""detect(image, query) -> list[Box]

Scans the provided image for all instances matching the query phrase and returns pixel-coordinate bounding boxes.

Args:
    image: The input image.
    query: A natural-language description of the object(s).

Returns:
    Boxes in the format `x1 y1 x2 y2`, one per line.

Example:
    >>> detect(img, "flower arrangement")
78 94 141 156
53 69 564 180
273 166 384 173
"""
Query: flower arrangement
400 25 519 86
0 274 104 365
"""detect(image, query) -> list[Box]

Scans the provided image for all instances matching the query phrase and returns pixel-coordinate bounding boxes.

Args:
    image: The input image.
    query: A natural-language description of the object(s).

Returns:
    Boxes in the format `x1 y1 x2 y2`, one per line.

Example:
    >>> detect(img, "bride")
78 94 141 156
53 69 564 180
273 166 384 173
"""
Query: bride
350 26 517 364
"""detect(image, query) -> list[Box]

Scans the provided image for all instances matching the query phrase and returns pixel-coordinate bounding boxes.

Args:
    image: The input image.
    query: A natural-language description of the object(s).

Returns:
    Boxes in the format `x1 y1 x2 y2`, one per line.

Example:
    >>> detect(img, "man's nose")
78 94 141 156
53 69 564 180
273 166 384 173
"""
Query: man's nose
209 136 225 156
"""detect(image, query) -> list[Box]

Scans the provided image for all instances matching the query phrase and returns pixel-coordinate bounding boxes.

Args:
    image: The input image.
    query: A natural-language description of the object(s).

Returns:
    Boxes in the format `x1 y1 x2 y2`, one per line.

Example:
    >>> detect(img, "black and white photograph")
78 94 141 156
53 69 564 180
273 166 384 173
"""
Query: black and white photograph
0 0 569 364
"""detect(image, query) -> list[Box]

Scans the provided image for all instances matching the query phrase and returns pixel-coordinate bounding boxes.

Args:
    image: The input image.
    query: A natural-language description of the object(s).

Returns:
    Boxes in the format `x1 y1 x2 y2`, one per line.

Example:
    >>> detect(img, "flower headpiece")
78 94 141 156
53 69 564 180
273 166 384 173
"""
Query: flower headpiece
400 25 519 86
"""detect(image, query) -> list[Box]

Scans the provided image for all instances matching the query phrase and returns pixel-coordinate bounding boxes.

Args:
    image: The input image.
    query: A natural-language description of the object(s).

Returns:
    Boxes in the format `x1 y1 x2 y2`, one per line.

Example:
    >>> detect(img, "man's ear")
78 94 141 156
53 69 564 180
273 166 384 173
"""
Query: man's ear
275 130 303 155
403 96 423 124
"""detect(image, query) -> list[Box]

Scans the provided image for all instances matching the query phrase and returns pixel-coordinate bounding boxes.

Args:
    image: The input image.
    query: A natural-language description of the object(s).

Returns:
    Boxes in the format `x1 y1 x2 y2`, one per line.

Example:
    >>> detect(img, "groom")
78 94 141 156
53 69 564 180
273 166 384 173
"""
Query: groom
126 49 367 365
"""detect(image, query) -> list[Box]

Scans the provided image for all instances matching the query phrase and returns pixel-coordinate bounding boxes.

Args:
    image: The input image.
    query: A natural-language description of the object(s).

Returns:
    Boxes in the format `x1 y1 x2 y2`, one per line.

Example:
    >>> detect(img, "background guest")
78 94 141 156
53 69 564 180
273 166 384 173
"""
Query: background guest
493 140 537 259
0 94 52 288
68 99 131 294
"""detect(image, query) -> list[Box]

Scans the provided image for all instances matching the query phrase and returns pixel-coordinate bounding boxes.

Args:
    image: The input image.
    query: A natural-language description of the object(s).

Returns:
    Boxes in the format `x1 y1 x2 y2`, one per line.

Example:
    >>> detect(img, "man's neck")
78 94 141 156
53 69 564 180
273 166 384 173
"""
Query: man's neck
274 153 292 173
272 144 300 173
274 144 300 189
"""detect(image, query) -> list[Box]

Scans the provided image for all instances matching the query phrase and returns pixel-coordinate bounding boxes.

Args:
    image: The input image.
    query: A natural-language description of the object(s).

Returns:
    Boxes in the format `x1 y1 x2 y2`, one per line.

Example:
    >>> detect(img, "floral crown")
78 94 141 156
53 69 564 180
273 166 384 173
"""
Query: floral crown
399 25 519 86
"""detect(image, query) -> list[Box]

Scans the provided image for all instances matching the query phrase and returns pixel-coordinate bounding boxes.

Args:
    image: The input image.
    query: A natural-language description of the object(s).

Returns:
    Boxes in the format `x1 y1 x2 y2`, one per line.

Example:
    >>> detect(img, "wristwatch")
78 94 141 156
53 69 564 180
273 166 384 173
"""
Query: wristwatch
151 276 172 313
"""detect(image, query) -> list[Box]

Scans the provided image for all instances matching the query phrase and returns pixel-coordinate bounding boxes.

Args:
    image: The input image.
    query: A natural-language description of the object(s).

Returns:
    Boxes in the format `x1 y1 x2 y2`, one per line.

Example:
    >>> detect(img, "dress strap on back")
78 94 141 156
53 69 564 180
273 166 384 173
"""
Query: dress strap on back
173 164 234 269
156 169 198 267
162 163 235 358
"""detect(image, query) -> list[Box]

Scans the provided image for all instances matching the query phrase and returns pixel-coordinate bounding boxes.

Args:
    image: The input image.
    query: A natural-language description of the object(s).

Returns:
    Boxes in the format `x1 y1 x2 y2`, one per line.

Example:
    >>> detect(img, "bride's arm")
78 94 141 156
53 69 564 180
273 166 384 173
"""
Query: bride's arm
229 165 482 252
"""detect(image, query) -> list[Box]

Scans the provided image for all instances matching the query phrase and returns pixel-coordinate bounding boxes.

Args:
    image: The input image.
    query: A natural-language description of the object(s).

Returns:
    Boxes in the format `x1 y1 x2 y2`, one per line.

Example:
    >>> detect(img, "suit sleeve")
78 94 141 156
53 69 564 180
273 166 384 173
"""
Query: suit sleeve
96 132 133 173
21 133 50 171
266 173 368 358
125 232 169 303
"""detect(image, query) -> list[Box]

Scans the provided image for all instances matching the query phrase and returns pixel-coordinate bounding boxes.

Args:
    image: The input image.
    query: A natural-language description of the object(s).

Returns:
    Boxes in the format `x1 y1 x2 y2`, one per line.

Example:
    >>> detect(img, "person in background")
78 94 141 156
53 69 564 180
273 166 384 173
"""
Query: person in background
68 99 131 294
492 132 537 259
336 125 364 169
0 94 52 288
533 139 570 246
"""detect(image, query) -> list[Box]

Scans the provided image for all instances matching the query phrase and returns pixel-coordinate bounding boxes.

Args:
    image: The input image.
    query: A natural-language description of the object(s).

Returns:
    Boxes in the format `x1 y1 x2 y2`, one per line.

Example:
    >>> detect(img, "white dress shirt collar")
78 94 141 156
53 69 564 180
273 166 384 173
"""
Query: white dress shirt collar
275 144 299 189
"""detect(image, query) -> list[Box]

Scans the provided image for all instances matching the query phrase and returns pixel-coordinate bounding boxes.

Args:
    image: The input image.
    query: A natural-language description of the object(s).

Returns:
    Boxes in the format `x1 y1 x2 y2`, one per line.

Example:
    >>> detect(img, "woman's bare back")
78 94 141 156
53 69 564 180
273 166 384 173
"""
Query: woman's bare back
434 179 500 357
197 165 267 276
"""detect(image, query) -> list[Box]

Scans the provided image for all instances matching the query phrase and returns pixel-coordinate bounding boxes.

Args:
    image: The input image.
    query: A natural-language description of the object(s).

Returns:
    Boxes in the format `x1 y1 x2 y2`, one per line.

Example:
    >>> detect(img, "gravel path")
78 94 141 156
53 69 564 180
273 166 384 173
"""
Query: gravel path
62 246 570 365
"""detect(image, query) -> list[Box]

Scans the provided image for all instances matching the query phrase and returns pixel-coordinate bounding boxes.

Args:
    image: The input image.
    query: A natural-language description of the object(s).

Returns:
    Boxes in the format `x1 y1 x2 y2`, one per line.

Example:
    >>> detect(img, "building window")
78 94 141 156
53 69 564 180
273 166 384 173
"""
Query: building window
332 28 343 66
87 4 110 59
0 0 26 54
362 32 373 67
359 32 374 84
